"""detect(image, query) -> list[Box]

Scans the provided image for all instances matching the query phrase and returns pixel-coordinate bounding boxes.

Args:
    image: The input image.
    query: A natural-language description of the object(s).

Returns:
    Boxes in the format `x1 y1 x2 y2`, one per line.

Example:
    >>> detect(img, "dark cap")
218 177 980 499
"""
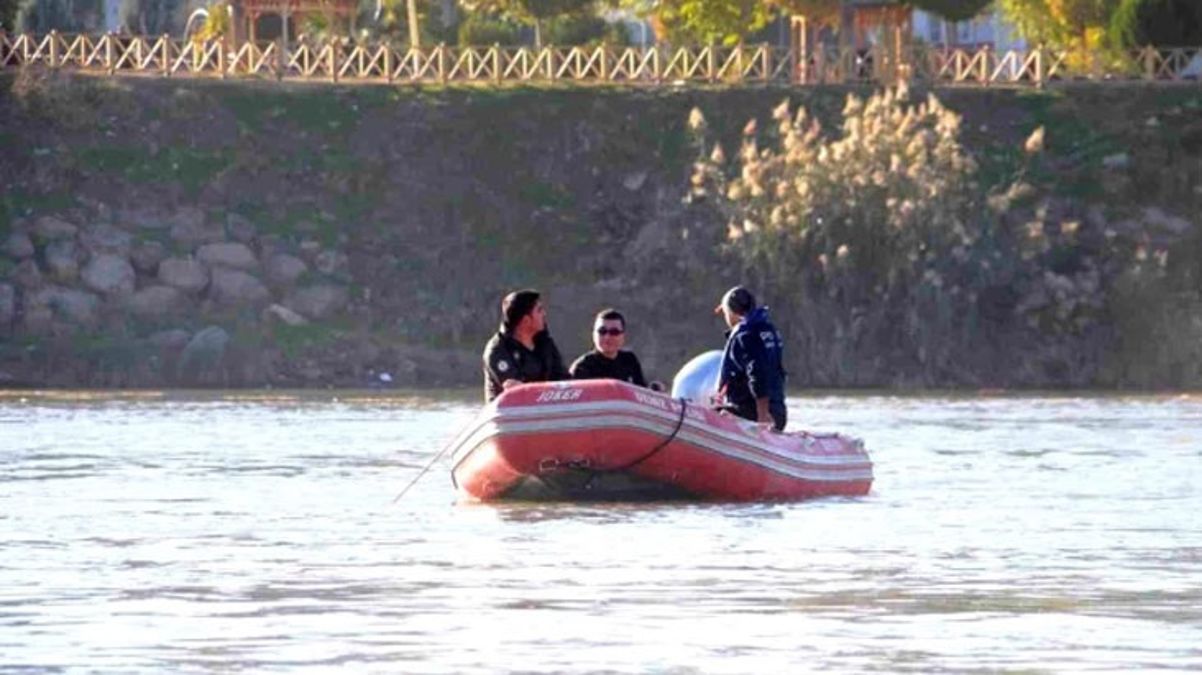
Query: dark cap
715 286 756 315
501 289 541 332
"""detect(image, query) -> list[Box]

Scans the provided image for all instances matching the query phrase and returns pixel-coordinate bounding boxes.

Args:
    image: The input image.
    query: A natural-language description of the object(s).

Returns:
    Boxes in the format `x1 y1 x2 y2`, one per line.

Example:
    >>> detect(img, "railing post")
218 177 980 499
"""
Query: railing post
1142 46 1155 81
383 44 393 83
48 30 59 68
707 41 716 83
438 43 447 84
162 34 170 77
329 38 337 82
105 32 115 74
762 42 771 83
218 37 226 78
599 44 608 81
1033 46 1044 88
981 44 990 85
493 43 501 84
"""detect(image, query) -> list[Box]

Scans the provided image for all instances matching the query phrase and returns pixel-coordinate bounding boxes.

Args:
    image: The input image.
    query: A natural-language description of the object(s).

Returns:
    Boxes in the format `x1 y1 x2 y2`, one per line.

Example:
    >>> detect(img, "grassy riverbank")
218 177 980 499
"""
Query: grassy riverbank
1 71 1200 388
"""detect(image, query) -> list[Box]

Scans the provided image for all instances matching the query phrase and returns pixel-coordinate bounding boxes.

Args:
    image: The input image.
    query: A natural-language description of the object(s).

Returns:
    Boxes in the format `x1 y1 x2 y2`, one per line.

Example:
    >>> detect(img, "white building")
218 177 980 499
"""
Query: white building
911 6 1026 51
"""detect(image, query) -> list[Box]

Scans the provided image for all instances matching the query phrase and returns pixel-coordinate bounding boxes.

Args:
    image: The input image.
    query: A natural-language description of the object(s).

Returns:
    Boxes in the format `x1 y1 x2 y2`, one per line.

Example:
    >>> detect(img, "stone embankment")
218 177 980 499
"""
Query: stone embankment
1 206 352 385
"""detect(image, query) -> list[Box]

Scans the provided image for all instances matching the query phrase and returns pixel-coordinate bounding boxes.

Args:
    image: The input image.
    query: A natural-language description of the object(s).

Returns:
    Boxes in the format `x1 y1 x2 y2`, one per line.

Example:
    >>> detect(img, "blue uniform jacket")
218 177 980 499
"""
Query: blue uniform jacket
719 306 787 427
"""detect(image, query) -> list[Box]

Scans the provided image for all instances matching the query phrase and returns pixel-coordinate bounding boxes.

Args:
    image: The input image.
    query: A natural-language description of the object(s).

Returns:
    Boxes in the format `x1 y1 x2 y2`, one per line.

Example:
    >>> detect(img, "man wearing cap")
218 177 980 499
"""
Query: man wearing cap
483 289 570 401
715 286 788 431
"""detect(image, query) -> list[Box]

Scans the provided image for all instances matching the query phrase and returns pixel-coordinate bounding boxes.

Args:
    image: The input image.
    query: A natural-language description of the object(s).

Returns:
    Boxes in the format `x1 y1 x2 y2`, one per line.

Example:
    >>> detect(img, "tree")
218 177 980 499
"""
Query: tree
1108 0 1202 47
1 0 17 30
998 0 1122 48
471 0 594 45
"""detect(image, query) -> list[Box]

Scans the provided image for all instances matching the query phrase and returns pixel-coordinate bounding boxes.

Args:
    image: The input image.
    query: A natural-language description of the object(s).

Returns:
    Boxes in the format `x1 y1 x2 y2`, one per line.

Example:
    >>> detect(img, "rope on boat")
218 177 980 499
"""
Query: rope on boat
595 396 689 477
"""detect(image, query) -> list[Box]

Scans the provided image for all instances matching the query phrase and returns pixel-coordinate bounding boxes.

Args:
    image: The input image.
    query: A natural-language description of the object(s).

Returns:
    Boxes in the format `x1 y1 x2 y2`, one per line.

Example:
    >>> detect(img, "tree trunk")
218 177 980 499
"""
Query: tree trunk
407 0 420 47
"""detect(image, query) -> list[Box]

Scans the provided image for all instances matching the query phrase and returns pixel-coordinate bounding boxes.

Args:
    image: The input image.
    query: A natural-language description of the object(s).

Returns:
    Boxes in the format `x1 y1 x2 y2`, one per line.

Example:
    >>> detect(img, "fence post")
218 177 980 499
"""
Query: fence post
1033 46 1044 88
383 43 393 83
218 36 226 78
1142 46 1155 81
161 34 170 77
48 30 59 68
706 42 716 83
329 38 337 82
438 43 447 84
762 42 771 83
493 43 501 84
105 32 115 74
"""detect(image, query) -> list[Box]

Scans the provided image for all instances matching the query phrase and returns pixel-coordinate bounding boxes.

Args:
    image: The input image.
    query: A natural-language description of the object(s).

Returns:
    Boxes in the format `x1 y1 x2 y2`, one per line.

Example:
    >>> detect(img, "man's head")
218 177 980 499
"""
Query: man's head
592 308 626 359
501 289 546 335
715 286 756 328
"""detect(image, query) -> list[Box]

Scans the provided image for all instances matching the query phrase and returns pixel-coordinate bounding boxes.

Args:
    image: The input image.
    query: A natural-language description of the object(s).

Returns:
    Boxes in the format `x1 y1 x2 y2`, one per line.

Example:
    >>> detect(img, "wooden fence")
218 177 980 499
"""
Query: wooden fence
2 31 1200 86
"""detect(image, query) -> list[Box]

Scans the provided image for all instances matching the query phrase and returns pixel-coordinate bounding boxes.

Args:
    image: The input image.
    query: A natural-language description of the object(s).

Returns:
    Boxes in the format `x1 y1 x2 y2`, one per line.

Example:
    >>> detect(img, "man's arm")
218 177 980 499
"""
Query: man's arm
484 342 521 400
628 353 649 388
741 334 779 426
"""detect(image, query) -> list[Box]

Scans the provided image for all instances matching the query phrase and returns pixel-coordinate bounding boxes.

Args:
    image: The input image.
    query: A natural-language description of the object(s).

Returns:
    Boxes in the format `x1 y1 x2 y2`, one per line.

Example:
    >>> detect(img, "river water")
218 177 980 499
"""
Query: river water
2 390 1200 672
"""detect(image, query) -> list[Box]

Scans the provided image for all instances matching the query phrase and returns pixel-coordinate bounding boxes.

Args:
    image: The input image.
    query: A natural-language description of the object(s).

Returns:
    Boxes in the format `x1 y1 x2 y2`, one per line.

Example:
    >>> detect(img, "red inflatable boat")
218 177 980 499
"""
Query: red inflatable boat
448 379 873 502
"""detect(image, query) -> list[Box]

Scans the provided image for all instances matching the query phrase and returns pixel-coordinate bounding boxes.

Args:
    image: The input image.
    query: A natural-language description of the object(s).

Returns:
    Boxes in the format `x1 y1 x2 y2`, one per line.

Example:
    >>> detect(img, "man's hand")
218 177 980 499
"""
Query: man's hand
502 379 522 391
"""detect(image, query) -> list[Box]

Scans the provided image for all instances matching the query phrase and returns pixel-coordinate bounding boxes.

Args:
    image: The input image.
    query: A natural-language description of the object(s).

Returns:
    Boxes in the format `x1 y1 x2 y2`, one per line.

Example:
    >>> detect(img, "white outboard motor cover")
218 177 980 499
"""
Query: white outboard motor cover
671 350 723 402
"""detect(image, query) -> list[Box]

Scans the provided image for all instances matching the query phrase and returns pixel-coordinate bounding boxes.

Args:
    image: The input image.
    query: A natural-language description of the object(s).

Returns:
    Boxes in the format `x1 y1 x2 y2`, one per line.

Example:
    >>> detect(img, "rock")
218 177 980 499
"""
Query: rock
121 207 171 230
1102 153 1130 170
44 239 82 282
169 209 225 247
265 253 308 287
80 223 133 257
1142 207 1193 236
623 171 649 191
81 254 136 296
314 249 349 277
284 284 348 320
148 328 191 349
209 268 271 307
0 283 14 329
29 286 101 326
125 285 187 318
178 325 230 383
2 232 34 259
158 257 210 294
263 303 309 326
197 242 258 271
130 241 167 275
32 215 78 242
226 213 258 244
11 260 44 289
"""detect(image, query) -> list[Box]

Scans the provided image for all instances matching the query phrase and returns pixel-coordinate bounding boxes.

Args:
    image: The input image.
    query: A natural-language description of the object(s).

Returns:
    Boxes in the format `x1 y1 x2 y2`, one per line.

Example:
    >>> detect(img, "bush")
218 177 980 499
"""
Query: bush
689 85 982 311
543 14 629 46
458 14 523 46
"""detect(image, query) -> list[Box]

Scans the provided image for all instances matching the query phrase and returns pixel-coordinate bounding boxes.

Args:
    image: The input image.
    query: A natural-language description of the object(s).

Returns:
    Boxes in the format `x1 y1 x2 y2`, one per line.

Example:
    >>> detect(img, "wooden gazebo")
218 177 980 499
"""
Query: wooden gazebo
232 0 358 46
790 0 914 83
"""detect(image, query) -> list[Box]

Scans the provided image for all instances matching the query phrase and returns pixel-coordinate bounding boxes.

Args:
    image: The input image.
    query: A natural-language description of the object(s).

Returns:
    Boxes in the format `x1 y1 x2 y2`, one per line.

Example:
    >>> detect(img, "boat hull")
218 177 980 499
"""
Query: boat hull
448 380 873 502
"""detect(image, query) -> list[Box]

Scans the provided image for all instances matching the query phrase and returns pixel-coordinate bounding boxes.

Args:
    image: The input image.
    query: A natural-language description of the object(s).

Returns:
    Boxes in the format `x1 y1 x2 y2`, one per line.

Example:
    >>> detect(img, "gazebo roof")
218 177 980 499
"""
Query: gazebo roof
233 0 356 14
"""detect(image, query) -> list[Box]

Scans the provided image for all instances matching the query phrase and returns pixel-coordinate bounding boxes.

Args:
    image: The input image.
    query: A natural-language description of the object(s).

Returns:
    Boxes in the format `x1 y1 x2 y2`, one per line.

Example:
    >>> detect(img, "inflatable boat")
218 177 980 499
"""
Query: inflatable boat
448 353 873 502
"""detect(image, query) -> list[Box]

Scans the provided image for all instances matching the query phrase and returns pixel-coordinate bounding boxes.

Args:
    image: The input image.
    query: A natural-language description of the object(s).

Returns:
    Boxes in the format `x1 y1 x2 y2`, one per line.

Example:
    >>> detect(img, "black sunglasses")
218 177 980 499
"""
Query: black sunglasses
596 327 625 336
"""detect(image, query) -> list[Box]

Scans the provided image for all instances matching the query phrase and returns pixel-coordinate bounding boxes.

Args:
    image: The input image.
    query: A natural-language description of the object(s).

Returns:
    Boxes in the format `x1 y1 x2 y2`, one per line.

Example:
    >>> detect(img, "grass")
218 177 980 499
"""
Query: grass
272 321 343 360
74 145 233 196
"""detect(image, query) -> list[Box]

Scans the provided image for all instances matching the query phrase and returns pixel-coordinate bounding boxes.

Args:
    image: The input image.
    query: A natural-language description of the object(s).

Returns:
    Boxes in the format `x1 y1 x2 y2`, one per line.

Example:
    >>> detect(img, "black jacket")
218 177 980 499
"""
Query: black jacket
719 306 787 429
483 330 569 401
569 350 648 387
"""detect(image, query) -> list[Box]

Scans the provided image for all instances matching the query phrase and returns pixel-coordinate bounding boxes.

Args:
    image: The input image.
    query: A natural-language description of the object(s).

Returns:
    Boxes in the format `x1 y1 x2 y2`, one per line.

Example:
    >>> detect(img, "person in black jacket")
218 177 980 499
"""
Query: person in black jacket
569 308 654 388
715 286 787 431
482 289 569 401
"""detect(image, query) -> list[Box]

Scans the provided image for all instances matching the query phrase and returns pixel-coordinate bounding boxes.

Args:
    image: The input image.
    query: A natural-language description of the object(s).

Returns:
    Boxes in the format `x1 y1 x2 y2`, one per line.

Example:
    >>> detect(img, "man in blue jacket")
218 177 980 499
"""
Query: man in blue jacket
715 286 787 431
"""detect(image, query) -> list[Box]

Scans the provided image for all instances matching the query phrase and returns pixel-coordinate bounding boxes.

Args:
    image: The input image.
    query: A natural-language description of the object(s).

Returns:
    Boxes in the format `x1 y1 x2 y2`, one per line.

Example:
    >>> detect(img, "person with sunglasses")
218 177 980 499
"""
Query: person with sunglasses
483 289 570 401
569 308 657 389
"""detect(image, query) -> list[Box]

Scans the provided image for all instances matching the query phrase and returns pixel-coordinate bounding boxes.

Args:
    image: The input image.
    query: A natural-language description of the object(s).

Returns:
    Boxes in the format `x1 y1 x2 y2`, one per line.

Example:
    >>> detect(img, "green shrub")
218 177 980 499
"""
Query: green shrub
458 14 523 46
543 14 629 46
